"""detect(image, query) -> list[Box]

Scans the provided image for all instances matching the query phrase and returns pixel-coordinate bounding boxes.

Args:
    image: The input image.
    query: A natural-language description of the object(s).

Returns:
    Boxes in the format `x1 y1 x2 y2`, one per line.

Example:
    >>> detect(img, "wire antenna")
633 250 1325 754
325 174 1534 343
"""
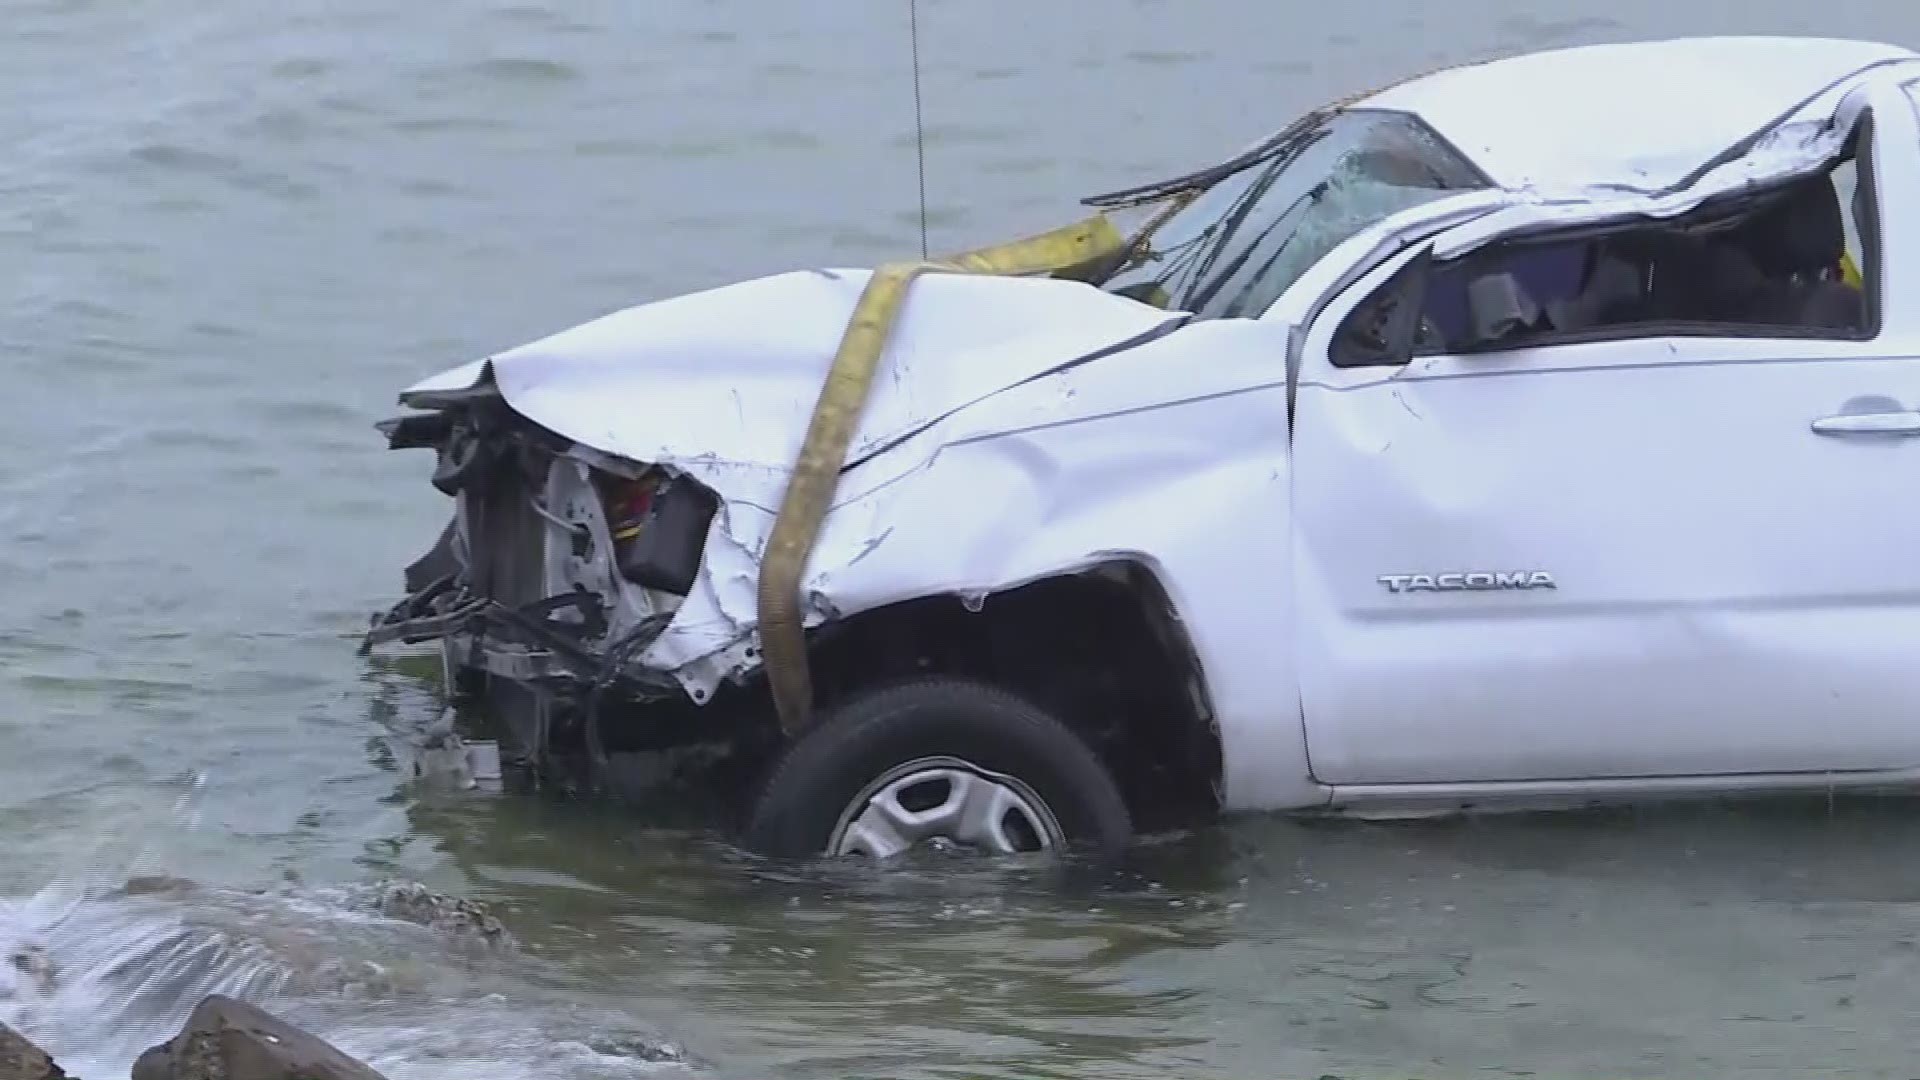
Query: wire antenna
909 0 929 258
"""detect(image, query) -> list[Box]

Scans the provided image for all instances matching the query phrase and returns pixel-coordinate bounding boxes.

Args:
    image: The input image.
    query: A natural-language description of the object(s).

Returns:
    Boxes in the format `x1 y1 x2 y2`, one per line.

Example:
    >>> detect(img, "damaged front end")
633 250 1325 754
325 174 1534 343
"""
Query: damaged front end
364 373 727 783
364 213 1145 789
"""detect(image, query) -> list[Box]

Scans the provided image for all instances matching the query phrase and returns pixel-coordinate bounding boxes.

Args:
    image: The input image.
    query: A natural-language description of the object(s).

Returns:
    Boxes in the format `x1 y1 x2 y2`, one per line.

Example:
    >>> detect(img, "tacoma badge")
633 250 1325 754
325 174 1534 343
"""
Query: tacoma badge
1378 572 1557 593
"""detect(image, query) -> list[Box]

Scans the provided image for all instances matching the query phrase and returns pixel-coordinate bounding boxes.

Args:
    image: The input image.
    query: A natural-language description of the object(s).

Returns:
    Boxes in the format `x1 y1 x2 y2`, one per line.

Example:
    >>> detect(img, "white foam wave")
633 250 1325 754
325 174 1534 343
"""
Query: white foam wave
0 879 687 1080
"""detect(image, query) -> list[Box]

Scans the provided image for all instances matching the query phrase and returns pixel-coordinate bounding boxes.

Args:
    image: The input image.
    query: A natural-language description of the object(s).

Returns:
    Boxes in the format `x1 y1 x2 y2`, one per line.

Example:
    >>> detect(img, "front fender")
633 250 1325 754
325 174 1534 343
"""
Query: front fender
646 316 1325 812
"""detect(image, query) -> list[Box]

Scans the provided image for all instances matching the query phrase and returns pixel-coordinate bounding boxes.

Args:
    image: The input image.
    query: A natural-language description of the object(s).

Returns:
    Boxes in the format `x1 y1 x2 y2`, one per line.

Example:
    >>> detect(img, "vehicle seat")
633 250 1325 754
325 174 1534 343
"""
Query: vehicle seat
1744 176 1845 278
1734 177 1865 330
1580 228 1761 326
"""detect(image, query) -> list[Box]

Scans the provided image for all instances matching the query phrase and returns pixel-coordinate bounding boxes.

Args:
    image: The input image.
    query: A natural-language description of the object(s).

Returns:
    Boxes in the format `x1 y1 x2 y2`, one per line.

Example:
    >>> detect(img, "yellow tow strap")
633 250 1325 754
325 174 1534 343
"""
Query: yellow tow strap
757 214 1130 735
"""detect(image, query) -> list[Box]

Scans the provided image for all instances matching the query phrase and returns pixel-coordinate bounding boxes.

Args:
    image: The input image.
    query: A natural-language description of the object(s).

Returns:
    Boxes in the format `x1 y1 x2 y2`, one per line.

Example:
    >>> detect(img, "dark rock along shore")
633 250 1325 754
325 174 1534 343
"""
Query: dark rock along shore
1 882 524 1080
2 1020 69 1080
5 994 389 1080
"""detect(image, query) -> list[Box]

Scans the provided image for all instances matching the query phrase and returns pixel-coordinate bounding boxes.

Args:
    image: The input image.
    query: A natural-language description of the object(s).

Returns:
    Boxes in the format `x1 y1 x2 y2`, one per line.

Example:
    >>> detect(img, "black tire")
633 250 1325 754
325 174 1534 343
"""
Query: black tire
743 677 1132 859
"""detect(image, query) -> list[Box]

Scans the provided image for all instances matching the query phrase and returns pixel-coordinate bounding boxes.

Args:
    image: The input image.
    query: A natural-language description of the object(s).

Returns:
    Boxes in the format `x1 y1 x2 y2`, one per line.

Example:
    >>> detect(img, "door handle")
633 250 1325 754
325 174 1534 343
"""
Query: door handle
1811 410 1920 436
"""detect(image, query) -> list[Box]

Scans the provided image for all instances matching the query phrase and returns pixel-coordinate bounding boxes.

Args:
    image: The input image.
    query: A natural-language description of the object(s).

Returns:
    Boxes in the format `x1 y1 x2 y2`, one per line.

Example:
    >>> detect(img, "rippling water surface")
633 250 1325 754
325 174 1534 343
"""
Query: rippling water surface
11 2 1920 1077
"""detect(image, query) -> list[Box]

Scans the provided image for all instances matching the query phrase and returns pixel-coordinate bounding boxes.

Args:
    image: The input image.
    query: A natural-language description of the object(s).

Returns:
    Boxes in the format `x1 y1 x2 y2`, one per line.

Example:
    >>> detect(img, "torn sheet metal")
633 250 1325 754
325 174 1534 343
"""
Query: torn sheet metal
398 265 1187 703
402 270 1184 477
1425 110 1869 262
1356 36 1918 193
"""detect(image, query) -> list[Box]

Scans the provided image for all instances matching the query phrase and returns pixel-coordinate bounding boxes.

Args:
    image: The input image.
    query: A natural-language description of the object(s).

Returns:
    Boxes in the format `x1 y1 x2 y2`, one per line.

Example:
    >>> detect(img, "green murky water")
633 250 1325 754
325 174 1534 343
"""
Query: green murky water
9 2 1920 1076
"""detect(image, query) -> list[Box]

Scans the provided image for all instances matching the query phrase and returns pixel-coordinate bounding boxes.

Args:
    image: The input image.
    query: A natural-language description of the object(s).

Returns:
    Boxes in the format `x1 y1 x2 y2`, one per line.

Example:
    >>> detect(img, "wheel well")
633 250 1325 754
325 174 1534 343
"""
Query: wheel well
800 562 1224 832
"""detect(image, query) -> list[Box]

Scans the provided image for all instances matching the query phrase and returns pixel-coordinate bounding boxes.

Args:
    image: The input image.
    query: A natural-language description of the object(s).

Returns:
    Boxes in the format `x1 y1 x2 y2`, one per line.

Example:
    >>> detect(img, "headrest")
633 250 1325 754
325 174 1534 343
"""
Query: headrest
1745 177 1845 276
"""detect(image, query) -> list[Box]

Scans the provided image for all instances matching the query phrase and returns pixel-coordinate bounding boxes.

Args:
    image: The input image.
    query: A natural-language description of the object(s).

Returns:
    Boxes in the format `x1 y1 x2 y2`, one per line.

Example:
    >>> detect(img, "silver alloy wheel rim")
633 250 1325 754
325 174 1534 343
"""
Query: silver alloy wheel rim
827 756 1067 858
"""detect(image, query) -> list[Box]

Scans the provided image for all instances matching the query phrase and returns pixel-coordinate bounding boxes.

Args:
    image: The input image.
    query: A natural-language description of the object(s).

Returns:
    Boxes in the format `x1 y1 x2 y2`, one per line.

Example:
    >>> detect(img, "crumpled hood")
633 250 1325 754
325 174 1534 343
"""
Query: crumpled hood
402 267 1185 474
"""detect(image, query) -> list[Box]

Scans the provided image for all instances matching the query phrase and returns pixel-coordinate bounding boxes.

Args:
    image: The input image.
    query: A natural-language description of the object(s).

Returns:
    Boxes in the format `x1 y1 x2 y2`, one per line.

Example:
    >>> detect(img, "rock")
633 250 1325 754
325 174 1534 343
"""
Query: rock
365 881 508 948
588 1033 686 1064
131 995 386 1080
118 875 200 898
0 1022 67 1080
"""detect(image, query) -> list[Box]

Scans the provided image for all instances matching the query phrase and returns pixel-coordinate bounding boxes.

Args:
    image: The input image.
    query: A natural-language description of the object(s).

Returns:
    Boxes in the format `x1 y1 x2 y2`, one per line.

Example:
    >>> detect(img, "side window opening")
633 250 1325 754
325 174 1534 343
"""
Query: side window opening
1331 120 1879 367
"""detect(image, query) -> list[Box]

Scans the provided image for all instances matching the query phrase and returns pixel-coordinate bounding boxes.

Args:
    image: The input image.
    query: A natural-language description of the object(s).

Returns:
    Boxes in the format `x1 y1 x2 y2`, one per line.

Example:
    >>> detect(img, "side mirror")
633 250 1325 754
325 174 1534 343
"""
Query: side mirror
1328 246 1433 369
1377 248 1433 367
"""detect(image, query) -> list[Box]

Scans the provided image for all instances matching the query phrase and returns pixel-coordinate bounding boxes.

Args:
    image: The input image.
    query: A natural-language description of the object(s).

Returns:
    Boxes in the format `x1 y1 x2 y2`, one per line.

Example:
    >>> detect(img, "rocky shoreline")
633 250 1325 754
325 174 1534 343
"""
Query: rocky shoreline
6 993 390 1080
1 879 565 1080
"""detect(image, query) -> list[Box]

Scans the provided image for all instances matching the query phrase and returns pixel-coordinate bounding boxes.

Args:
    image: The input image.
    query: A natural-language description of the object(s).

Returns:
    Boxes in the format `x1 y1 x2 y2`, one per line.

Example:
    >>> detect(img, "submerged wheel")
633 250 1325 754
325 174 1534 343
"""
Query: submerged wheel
743 678 1132 860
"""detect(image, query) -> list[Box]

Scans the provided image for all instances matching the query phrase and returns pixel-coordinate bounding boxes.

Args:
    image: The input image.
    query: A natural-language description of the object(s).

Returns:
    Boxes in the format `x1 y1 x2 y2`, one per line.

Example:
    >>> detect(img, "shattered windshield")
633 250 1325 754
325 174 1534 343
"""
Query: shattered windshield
1098 109 1490 319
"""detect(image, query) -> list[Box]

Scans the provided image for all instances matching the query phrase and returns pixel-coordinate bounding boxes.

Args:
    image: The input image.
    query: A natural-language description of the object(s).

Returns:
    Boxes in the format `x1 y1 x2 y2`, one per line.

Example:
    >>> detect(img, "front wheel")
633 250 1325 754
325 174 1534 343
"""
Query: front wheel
742 678 1132 860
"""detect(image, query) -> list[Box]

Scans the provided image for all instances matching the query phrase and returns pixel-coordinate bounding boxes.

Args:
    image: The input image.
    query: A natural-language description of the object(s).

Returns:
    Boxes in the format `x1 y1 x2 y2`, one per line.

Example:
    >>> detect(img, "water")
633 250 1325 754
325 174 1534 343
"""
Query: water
9 0 1920 1076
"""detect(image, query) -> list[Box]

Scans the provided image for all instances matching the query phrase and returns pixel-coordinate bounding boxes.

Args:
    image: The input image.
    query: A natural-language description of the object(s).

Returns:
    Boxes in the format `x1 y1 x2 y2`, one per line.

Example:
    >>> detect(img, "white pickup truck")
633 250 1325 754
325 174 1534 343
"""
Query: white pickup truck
368 35 1920 861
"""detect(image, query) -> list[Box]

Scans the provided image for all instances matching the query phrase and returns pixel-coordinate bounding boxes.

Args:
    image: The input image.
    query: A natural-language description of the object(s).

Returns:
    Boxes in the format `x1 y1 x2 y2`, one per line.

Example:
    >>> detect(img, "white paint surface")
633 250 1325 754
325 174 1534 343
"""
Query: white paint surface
396 36 1920 817
1358 36 1918 192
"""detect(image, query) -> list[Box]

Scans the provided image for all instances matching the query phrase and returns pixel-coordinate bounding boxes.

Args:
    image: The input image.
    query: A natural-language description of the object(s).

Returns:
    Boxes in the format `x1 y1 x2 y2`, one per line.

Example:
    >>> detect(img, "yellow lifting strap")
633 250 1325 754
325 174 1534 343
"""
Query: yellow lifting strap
756 214 1130 735
748 57 1480 736
1841 249 1864 289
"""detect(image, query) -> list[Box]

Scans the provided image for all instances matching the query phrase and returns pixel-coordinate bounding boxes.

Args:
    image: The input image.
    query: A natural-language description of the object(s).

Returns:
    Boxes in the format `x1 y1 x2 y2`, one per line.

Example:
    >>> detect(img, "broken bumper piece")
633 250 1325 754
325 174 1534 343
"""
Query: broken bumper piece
360 574 676 695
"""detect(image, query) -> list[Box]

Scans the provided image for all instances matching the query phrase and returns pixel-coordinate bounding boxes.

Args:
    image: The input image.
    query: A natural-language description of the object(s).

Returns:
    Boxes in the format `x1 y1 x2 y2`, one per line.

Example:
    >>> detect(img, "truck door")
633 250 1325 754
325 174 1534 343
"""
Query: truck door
1287 100 1920 787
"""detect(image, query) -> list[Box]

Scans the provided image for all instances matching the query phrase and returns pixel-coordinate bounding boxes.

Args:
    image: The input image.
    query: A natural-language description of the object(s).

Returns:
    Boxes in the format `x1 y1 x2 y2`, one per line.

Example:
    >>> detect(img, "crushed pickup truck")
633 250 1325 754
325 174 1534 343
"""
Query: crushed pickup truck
368 35 1920 860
